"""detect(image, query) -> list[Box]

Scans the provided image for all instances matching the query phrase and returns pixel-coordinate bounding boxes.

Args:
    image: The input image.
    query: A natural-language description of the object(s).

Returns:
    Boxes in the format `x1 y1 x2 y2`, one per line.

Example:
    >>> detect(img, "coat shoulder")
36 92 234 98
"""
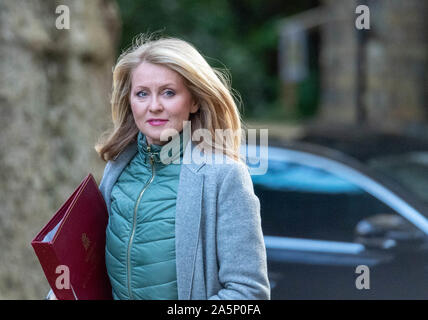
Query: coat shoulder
197 155 250 183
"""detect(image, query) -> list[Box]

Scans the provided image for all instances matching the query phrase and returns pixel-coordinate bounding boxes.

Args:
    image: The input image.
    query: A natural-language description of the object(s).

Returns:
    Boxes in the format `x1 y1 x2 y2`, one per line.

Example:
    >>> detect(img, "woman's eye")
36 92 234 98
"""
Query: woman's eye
136 91 147 97
164 90 175 97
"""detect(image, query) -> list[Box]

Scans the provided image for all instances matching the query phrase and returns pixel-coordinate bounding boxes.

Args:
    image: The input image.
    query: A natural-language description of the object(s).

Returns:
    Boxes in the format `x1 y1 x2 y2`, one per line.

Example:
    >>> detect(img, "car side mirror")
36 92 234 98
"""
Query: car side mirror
355 213 425 250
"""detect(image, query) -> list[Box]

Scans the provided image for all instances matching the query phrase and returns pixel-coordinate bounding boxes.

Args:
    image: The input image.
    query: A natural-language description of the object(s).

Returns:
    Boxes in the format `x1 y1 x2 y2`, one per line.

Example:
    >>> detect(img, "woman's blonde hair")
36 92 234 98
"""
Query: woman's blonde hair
95 34 245 162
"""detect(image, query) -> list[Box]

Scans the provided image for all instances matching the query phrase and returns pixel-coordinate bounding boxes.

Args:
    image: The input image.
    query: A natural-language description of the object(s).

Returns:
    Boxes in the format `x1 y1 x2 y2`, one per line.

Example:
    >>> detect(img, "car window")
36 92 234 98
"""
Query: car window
252 159 400 242
368 152 428 204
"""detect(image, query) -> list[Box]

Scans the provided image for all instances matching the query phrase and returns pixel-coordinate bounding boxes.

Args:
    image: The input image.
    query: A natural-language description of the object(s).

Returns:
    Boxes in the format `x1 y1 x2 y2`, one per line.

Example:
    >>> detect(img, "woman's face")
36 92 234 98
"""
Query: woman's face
129 62 198 145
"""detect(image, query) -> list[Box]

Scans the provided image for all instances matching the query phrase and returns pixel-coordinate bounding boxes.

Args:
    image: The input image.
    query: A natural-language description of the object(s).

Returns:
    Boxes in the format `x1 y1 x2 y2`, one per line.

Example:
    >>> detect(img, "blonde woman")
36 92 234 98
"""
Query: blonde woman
92 36 268 300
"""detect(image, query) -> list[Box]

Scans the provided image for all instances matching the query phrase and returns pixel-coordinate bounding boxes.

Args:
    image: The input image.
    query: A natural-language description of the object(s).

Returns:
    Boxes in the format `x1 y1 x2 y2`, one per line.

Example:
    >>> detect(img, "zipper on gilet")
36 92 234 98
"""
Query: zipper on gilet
126 145 156 299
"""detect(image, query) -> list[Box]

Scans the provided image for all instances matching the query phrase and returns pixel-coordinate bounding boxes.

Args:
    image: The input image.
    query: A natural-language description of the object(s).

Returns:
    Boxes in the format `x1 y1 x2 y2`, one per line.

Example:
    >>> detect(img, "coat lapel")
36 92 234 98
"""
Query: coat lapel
175 166 204 300
102 142 138 216
175 136 206 300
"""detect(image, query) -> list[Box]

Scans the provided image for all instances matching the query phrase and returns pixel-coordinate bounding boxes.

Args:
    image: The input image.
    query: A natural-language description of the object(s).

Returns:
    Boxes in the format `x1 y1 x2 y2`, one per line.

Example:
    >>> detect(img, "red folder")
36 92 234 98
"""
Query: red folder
31 173 113 300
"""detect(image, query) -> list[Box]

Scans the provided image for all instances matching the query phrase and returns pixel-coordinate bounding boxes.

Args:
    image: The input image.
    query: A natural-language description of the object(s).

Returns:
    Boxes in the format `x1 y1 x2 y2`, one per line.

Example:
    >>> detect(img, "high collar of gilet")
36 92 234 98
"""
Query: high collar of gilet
137 130 186 166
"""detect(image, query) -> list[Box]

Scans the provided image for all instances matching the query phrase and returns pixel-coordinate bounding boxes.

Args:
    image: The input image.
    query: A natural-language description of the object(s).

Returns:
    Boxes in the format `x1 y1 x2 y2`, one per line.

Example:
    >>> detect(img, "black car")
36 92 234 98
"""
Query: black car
245 129 428 299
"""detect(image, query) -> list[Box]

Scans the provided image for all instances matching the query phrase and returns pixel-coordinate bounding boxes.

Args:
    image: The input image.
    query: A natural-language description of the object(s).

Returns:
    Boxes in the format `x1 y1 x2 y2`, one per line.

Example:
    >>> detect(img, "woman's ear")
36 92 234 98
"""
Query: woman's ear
190 100 199 114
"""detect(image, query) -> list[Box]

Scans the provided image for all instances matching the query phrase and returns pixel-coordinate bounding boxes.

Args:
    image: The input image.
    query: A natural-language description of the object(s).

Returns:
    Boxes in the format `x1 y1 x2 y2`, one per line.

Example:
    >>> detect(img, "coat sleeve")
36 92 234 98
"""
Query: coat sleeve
208 162 271 300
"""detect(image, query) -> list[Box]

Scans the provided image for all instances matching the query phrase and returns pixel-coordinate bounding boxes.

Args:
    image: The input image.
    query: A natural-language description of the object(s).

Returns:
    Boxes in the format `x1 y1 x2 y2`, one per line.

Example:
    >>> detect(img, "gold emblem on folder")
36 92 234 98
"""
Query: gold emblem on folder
81 233 90 251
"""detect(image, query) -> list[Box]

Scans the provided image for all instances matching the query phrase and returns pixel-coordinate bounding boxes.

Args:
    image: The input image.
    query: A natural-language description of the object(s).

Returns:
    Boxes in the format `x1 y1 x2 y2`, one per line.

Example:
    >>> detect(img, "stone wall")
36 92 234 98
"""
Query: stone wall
365 0 428 128
0 0 120 299
319 0 428 129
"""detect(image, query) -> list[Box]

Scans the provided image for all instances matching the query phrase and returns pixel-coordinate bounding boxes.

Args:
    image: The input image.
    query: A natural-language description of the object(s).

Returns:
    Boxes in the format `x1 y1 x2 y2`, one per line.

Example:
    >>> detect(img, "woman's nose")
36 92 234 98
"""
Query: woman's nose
148 96 163 112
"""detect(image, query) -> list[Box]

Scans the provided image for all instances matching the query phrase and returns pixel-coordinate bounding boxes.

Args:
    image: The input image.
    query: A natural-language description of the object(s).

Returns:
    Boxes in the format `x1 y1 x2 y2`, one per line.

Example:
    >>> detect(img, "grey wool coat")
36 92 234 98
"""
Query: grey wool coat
98 138 271 300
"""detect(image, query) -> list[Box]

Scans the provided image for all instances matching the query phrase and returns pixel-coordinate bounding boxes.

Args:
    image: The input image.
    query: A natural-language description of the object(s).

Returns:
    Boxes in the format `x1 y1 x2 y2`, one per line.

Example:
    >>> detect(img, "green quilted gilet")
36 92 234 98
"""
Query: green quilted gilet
105 130 187 299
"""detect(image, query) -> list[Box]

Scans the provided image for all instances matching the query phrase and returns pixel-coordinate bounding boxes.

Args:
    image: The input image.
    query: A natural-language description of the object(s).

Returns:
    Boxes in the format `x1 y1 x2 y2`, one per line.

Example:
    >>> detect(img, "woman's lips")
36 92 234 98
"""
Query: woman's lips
148 119 168 126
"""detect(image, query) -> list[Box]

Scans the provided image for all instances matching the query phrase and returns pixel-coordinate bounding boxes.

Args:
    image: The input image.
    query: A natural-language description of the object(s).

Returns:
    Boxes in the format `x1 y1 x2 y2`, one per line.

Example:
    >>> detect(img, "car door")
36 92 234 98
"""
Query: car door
247 145 428 299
